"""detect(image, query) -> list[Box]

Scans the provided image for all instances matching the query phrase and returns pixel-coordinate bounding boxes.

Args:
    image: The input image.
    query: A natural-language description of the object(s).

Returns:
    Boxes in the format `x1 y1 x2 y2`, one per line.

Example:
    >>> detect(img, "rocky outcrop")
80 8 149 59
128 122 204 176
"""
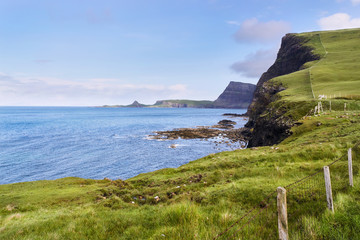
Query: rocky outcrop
246 34 320 147
129 101 144 107
213 81 256 109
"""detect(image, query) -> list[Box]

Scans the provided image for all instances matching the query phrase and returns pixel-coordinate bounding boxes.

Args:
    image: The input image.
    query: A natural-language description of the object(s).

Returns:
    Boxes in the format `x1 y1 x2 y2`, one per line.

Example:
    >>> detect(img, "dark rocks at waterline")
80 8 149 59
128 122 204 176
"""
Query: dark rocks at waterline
223 113 247 117
148 126 250 143
212 119 237 129
149 127 222 140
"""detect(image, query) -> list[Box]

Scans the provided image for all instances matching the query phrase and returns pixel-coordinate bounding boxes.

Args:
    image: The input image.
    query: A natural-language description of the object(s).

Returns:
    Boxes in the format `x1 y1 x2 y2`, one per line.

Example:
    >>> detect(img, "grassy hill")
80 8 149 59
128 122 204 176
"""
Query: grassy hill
1 28 360 239
276 28 360 101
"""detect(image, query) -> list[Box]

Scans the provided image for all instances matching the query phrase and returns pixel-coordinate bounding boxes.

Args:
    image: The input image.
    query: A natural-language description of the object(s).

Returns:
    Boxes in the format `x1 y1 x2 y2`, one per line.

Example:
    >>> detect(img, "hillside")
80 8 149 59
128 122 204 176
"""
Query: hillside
1 28 360 239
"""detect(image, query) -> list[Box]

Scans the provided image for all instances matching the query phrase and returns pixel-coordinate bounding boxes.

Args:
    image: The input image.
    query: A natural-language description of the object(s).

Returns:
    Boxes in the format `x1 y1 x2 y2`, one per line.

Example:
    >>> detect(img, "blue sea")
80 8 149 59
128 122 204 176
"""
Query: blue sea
0 107 246 184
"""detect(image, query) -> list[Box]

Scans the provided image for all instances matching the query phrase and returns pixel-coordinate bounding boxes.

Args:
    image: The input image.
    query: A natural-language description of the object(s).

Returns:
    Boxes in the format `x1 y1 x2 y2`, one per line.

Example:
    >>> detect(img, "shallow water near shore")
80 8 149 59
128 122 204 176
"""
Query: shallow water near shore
0 107 246 184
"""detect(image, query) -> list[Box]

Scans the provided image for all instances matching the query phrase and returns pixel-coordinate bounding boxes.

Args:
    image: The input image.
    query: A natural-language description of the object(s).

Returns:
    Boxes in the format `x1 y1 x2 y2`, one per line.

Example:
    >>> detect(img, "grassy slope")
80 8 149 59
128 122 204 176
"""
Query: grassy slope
275 28 360 102
1 29 360 239
151 100 214 108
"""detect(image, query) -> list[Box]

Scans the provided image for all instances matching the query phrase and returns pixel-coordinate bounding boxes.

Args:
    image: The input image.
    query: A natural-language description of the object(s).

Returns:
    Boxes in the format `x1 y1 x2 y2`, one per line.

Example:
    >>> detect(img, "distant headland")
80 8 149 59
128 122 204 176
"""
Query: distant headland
101 81 256 109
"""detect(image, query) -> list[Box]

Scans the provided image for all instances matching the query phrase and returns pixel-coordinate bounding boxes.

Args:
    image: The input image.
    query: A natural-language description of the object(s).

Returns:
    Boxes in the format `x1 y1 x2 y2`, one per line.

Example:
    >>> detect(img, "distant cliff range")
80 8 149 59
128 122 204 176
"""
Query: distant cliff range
102 81 256 109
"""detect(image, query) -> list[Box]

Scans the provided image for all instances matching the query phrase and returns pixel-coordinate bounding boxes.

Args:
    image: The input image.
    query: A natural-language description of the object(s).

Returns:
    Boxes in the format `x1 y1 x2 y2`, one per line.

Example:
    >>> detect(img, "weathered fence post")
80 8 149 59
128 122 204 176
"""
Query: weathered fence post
348 148 353 187
344 103 347 112
329 100 332 112
323 166 334 212
277 187 289 240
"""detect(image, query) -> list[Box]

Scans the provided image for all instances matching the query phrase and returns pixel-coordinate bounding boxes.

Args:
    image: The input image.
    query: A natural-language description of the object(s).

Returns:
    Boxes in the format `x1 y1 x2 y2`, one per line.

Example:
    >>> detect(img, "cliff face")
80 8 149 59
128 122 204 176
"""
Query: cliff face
246 34 320 147
213 81 256 109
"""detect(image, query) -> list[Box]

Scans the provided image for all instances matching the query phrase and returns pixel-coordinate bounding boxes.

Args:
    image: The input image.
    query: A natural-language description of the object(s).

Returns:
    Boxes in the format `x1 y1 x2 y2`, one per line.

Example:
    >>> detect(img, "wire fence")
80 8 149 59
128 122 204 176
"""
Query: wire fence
213 190 278 239
214 141 359 239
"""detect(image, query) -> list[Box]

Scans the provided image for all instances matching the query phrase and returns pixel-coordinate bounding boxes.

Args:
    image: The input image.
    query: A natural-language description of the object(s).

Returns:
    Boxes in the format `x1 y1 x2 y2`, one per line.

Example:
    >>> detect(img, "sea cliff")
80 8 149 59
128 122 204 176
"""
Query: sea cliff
245 33 320 147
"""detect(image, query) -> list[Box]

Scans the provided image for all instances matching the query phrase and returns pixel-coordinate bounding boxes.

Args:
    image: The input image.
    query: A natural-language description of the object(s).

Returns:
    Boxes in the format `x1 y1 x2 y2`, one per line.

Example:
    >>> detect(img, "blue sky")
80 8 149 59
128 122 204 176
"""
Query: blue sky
1 0 360 106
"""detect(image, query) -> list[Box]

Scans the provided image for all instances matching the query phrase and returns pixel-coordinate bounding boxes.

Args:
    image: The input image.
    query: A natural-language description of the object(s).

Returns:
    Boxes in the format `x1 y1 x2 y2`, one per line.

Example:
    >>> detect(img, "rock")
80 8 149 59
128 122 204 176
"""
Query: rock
223 113 246 117
213 120 237 129
130 101 143 107
213 81 256 109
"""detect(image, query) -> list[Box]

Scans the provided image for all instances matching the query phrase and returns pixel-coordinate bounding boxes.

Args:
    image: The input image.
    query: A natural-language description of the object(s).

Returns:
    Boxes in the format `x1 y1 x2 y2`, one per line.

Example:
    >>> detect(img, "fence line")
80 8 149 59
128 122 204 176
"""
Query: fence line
213 141 359 239
213 190 277 239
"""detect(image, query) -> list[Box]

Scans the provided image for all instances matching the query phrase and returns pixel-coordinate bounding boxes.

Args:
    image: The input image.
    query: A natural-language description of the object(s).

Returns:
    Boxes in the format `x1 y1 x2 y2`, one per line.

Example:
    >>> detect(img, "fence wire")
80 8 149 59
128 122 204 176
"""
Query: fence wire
214 142 359 239
285 142 359 238
213 191 278 239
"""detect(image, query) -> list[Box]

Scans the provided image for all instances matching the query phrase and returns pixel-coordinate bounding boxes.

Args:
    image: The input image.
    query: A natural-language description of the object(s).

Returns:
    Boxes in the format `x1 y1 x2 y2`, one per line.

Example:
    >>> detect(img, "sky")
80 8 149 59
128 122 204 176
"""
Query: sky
1 0 360 106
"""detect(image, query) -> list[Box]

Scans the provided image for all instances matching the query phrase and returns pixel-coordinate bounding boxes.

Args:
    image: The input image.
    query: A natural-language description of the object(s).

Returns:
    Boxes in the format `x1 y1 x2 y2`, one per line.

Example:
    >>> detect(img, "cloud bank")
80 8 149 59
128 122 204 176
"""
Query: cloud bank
233 18 291 43
0 73 188 106
318 13 360 30
231 49 277 78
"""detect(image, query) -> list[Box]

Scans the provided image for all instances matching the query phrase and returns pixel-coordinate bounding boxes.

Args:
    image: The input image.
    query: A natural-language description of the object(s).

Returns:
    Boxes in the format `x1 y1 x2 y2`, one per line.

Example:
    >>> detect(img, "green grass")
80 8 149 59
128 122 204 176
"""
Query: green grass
275 28 360 102
1 111 360 239
1 28 360 239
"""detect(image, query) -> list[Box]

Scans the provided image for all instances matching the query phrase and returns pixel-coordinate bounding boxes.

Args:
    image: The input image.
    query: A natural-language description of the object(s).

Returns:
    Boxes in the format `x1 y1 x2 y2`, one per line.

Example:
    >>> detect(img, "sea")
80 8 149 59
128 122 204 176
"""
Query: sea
0 107 247 185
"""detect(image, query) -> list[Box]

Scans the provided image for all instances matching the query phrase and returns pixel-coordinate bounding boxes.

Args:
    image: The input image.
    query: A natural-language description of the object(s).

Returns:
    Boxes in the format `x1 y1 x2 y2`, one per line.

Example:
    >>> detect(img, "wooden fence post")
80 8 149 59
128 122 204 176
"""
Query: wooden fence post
277 187 289 240
329 100 332 112
323 166 334 212
348 148 353 187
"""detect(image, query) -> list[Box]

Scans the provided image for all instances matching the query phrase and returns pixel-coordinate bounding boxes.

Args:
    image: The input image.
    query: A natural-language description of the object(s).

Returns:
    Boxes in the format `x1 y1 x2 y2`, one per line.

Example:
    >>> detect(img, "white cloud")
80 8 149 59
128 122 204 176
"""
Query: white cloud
336 0 360 5
226 20 241 26
233 18 291 43
231 49 277 78
0 73 188 106
318 13 360 30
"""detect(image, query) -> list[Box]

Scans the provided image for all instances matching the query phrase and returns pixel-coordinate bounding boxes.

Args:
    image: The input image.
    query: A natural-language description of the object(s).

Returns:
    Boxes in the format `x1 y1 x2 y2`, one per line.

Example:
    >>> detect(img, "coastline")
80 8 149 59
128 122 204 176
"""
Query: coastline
0 107 247 185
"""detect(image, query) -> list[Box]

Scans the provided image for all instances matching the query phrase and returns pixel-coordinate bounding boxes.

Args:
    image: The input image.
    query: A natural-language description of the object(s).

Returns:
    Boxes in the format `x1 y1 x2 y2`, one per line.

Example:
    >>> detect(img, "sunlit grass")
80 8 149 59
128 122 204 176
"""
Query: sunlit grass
1 28 360 239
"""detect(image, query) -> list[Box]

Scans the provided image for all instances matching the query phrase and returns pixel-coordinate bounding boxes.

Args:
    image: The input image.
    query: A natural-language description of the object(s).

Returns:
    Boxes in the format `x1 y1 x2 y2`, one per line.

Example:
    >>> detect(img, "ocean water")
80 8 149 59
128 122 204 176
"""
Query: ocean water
0 107 246 184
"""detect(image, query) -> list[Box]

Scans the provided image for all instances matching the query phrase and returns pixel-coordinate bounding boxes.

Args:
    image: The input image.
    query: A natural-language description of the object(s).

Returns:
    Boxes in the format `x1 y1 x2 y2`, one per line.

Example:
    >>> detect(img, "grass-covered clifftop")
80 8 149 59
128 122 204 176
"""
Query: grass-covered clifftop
247 28 360 147
1 28 360 239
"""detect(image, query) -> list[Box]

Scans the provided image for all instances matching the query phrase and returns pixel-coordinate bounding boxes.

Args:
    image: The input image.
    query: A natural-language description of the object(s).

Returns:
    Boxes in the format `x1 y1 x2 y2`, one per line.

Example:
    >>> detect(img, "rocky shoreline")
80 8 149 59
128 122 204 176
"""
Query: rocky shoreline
148 117 251 148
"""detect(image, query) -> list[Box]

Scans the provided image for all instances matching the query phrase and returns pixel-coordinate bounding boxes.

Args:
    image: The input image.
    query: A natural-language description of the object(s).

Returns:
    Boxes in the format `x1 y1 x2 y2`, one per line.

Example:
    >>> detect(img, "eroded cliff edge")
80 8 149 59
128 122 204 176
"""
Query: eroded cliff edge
246 33 320 147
